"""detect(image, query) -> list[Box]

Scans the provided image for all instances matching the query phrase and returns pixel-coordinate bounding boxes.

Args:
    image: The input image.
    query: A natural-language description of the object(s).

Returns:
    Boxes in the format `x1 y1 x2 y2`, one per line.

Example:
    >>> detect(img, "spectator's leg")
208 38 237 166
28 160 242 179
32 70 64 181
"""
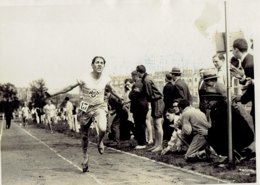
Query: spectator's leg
111 114 120 145
150 99 164 153
146 110 153 144
151 117 163 152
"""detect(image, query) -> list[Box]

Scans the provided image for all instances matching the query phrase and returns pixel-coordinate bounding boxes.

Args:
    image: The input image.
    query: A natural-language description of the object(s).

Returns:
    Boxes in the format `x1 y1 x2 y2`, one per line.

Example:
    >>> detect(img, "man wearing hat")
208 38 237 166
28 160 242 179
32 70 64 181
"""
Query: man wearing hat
201 85 254 163
171 67 192 104
201 68 227 123
202 69 227 97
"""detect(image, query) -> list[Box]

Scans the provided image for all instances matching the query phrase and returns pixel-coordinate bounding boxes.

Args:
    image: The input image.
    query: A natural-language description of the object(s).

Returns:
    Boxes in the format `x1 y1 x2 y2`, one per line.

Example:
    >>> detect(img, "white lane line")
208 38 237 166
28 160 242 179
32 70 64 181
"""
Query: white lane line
0 120 4 141
18 125 104 185
106 146 230 184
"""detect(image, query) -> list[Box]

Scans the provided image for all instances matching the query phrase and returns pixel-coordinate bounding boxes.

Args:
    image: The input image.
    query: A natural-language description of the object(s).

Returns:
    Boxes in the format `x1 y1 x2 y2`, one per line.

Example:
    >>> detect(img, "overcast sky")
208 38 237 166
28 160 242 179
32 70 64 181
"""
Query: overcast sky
0 0 259 91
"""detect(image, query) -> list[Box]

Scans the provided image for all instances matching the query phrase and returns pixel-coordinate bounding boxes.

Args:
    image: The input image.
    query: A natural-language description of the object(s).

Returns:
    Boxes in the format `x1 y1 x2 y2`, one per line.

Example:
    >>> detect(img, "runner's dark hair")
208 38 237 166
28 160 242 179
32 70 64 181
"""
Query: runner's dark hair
92 56 106 64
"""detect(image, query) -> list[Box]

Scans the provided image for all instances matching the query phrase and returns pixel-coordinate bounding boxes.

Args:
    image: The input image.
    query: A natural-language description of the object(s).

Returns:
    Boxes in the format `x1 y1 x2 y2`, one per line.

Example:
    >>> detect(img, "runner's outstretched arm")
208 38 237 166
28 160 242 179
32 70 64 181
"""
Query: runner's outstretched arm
50 83 80 97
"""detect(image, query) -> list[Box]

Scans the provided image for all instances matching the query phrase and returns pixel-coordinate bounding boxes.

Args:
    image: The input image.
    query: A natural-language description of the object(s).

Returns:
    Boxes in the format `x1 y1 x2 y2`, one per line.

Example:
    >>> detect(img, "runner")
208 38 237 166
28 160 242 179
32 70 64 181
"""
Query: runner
21 102 30 127
43 99 56 133
49 56 121 173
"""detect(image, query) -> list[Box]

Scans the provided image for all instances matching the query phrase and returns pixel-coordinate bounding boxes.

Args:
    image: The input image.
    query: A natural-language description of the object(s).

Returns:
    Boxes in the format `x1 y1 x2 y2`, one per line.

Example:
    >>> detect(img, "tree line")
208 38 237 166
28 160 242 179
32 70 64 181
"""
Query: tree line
0 79 78 114
0 79 48 113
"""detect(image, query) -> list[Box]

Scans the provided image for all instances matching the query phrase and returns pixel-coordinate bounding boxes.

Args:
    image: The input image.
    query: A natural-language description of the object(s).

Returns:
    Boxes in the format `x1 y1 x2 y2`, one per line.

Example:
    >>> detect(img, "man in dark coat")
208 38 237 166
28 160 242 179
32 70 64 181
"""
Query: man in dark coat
232 38 254 80
129 70 149 149
162 73 175 141
231 38 255 158
163 73 175 112
4 99 14 129
231 38 255 126
201 85 254 162
171 67 192 104
136 65 164 153
106 85 131 146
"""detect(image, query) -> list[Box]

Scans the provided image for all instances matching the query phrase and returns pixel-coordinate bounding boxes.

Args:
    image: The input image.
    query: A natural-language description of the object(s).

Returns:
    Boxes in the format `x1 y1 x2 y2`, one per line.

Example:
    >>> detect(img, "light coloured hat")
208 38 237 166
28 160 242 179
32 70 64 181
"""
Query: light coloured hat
203 69 219 81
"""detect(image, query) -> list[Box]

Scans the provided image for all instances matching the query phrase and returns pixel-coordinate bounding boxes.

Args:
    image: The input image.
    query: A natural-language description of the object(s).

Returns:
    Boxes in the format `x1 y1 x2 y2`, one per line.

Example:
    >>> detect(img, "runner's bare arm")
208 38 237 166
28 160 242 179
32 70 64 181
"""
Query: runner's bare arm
50 82 80 97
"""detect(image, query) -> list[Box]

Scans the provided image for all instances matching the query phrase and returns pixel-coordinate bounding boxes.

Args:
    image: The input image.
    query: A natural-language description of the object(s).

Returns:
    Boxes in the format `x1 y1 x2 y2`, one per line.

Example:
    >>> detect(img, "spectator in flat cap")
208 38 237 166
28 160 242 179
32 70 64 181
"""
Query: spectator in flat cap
171 67 192 104
201 69 227 123
200 84 254 163
203 69 227 98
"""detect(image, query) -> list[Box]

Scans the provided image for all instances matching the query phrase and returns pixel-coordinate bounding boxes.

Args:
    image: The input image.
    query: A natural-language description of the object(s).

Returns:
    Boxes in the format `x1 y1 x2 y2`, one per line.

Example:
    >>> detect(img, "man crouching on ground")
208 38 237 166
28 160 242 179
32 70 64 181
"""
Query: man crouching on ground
178 99 211 162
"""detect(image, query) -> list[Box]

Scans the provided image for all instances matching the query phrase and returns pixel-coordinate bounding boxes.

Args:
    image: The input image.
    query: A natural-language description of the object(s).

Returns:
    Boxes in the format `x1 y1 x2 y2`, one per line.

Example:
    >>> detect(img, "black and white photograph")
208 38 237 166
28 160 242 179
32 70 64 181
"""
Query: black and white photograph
0 0 259 184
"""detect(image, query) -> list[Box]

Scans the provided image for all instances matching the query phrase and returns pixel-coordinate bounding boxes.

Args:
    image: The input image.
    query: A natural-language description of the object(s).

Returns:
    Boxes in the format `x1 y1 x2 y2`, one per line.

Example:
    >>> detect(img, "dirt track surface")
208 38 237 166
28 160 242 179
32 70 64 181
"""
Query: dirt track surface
0 120 227 185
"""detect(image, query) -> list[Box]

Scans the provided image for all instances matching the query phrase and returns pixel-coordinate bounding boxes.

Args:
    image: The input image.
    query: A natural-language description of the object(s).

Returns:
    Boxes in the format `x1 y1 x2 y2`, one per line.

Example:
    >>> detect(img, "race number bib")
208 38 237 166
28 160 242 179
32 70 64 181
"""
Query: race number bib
79 101 90 112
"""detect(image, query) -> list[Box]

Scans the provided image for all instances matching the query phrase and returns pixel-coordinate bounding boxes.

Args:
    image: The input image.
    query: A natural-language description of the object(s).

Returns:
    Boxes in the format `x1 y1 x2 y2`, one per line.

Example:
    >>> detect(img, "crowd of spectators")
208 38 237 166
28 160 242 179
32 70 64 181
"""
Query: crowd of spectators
104 38 255 165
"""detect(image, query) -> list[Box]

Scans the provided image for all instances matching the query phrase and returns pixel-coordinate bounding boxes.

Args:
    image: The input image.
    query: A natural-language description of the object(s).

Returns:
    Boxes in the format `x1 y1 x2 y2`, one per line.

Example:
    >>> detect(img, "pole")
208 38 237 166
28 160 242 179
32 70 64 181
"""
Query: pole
224 0 234 164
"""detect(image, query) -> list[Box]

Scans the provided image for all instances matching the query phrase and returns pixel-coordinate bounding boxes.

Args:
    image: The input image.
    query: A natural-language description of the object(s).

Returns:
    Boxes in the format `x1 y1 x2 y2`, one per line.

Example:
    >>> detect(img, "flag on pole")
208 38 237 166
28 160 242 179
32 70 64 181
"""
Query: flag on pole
194 1 222 36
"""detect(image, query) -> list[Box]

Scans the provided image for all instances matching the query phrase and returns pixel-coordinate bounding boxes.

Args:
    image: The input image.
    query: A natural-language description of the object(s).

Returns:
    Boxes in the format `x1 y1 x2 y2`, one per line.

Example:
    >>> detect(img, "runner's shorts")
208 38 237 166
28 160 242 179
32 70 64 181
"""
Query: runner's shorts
77 103 108 126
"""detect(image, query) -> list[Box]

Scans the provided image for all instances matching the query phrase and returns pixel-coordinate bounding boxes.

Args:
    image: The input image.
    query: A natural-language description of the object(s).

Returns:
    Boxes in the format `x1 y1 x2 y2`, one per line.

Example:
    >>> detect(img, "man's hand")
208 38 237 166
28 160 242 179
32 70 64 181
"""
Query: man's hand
230 66 244 80
245 77 254 86
197 128 208 136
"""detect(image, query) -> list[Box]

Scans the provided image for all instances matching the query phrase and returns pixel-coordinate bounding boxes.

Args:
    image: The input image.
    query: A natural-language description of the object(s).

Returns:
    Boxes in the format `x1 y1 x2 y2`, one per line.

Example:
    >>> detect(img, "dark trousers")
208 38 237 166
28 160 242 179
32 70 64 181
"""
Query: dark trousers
163 118 174 141
133 110 148 146
6 117 12 129
110 114 121 143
